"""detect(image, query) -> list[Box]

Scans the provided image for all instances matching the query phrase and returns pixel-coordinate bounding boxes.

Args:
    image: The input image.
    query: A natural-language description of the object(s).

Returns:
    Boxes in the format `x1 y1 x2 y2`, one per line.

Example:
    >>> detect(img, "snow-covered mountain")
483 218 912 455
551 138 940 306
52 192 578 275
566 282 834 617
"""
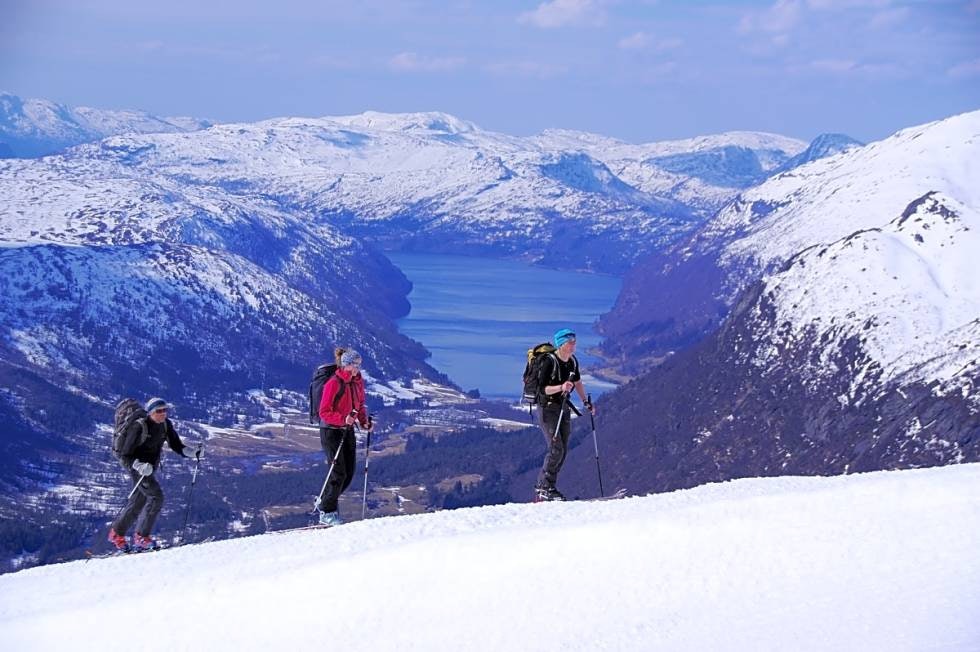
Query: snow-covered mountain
771 132 863 174
600 110 979 367
2 464 978 650
0 91 212 158
534 128 809 218
573 111 980 497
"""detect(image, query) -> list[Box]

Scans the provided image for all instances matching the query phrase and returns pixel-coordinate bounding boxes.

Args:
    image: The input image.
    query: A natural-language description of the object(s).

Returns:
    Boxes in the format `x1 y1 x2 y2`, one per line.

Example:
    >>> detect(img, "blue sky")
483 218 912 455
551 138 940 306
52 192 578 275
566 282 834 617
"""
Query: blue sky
1 0 978 142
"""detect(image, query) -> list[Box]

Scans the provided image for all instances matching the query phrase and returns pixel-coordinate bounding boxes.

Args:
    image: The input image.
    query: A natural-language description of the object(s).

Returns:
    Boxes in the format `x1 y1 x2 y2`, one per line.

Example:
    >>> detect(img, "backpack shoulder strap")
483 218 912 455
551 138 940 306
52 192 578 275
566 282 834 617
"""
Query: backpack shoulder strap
331 376 347 411
547 352 560 383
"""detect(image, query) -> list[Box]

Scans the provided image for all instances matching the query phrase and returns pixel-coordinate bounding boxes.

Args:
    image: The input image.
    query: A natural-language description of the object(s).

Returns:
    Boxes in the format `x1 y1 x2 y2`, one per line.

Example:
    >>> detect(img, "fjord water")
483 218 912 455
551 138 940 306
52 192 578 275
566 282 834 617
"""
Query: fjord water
388 252 622 401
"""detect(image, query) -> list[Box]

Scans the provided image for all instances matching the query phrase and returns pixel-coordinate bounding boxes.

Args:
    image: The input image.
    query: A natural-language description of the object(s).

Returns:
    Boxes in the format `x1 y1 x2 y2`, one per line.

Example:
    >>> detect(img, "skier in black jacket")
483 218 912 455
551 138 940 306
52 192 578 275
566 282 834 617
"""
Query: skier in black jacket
108 397 199 551
534 328 595 502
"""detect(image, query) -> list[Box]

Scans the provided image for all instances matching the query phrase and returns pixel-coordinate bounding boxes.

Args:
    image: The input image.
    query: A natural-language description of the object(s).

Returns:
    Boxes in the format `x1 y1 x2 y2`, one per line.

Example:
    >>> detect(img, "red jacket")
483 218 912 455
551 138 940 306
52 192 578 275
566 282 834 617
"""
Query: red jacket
318 368 369 428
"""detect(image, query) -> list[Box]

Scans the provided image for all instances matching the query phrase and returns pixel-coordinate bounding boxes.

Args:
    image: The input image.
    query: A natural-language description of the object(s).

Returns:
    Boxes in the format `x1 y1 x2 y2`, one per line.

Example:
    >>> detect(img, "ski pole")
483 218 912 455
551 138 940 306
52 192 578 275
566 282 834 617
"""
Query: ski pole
552 389 581 440
553 390 570 441
358 416 373 520
587 393 605 498
127 475 145 501
315 426 348 511
179 443 205 543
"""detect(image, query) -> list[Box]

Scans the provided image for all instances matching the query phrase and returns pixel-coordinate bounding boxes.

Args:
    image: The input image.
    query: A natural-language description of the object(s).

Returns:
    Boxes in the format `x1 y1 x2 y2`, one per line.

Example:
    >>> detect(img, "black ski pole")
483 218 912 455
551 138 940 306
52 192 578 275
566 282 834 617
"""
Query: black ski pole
359 416 373 520
553 390 570 441
179 442 204 544
587 393 604 497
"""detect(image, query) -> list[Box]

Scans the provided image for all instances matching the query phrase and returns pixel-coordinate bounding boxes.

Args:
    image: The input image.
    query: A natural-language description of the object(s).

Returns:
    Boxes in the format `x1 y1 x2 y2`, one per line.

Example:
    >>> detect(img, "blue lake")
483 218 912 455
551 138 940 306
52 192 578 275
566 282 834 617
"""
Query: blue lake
388 252 622 401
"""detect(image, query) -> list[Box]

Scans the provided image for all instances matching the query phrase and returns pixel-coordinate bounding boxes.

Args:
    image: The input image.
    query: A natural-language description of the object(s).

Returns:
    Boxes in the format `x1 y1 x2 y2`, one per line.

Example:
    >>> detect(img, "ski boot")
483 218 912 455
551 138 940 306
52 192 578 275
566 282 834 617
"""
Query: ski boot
108 528 131 553
318 510 344 527
534 486 566 502
132 533 161 552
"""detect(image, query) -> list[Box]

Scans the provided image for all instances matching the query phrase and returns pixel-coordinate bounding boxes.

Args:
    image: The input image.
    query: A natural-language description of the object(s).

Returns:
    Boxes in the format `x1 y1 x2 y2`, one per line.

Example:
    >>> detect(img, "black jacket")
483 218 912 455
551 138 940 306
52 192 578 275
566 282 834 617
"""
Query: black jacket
537 353 580 406
118 416 190 467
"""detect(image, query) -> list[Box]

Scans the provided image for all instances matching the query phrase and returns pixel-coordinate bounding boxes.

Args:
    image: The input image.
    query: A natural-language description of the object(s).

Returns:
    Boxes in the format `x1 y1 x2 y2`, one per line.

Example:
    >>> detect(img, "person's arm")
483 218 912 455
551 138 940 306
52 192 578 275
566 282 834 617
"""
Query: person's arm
356 381 370 428
165 420 195 458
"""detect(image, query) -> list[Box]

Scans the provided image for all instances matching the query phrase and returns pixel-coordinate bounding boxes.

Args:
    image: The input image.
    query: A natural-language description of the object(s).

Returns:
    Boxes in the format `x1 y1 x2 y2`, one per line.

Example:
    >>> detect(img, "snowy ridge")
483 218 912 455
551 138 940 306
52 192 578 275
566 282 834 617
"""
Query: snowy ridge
0 91 211 158
1 464 977 650
29 114 699 272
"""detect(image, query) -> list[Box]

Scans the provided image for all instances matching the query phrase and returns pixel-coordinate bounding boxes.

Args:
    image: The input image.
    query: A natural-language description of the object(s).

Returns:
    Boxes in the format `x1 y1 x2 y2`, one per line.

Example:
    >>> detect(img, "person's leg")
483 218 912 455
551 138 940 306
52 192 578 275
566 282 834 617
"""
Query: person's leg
317 427 347 513
134 473 164 537
339 427 357 494
111 466 147 536
536 406 565 491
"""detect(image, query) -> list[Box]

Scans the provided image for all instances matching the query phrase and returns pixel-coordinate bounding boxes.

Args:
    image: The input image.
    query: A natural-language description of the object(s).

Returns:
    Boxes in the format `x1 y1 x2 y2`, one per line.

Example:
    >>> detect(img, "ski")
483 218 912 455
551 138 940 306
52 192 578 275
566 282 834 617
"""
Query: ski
83 536 216 561
587 487 628 501
270 523 335 535
84 545 167 561
535 487 628 503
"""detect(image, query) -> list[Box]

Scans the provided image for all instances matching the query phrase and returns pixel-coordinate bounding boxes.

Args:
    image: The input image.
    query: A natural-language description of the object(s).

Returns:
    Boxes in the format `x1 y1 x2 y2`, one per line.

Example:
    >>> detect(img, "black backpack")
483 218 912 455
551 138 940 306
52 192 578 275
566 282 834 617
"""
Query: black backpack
522 342 558 406
308 363 347 425
113 398 149 458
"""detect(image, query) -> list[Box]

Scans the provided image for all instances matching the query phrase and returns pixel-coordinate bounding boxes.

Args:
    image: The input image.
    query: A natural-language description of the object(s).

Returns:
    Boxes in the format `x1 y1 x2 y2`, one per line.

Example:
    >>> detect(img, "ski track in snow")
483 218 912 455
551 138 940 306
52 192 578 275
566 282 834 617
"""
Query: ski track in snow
1 464 978 651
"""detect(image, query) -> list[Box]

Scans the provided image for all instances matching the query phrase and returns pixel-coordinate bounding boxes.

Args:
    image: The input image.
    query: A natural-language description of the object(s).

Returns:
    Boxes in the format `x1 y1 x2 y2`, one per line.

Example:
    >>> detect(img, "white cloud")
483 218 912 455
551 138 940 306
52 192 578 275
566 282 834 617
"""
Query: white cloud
869 7 909 28
389 52 466 73
483 60 567 78
618 32 683 52
618 32 652 50
811 58 859 72
805 59 900 76
655 37 684 52
738 0 803 35
806 0 891 8
947 59 980 78
637 61 679 84
311 55 358 71
518 0 606 29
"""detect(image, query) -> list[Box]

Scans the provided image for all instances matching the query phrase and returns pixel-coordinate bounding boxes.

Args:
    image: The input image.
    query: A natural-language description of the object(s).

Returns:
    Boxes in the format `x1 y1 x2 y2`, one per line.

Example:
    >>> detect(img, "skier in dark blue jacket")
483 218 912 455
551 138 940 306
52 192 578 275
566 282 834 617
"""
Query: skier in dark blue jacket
108 397 199 551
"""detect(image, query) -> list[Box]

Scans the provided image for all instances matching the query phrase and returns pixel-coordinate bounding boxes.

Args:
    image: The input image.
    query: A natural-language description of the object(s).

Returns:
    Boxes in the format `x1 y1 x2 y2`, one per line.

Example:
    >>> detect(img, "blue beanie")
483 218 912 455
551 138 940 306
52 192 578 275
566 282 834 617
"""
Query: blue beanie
340 350 363 366
144 397 169 413
553 328 576 347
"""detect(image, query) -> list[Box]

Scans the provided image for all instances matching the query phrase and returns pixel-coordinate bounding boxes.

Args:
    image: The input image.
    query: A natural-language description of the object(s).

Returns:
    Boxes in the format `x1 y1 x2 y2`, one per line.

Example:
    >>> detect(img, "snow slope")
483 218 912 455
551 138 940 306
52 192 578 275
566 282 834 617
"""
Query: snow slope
1 464 977 651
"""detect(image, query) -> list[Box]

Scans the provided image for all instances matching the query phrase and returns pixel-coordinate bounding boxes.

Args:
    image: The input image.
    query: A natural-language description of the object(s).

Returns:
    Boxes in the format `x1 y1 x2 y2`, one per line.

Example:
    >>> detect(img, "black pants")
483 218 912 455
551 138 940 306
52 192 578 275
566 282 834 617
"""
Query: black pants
318 426 356 512
537 404 570 490
111 462 164 537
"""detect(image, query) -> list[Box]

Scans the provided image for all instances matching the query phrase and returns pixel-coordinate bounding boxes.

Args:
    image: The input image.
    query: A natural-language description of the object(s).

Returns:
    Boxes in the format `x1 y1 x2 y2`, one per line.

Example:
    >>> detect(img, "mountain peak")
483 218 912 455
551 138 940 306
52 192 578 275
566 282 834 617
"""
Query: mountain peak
326 110 478 134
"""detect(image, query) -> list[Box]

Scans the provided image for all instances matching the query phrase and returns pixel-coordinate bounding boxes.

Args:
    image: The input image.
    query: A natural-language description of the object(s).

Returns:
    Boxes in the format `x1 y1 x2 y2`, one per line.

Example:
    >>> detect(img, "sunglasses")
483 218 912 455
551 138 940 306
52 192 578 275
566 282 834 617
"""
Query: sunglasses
152 408 168 415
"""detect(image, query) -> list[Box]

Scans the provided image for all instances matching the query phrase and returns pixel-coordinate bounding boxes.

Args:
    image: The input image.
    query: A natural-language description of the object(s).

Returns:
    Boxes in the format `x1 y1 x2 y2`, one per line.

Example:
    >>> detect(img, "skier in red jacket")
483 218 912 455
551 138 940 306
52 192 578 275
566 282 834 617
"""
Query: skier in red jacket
316 349 372 525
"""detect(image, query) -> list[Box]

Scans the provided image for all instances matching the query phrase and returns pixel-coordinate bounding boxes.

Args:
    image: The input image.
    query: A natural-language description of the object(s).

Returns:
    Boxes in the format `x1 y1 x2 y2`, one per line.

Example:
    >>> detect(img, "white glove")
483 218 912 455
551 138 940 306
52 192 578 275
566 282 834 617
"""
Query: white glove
132 460 153 477
184 445 202 460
